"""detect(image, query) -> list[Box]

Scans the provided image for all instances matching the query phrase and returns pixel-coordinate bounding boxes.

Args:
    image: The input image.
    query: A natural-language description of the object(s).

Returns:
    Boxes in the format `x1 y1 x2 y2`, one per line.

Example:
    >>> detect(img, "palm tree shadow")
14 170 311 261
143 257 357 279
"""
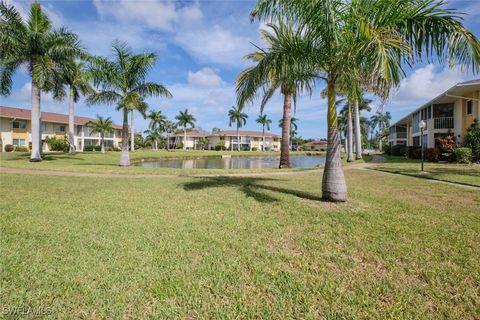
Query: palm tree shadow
182 176 324 203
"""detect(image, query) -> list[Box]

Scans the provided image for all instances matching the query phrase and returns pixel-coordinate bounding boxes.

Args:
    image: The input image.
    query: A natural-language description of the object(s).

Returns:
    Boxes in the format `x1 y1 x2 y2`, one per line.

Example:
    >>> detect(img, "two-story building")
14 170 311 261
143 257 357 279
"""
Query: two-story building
0 106 123 152
388 79 480 149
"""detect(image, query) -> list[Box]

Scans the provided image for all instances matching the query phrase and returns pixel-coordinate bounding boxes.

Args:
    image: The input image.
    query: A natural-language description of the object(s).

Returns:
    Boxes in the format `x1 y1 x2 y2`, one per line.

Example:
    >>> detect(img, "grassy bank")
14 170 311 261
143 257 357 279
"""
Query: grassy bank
371 155 480 187
1 169 479 318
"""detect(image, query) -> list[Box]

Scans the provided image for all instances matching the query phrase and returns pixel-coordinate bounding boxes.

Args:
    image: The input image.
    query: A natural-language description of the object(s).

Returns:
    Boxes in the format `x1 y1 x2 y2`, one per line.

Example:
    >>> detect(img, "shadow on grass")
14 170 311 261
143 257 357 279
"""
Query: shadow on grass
182 176 324 203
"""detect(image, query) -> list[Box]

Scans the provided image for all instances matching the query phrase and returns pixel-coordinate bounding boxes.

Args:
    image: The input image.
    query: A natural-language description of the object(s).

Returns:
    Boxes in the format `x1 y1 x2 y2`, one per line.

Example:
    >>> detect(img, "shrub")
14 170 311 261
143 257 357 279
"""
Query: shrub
463 123 480 161
14 145 29 152
45 136 69 152
452 147 472 164
426 148 440 162
391 144 406 156
406 146 422 159
94 145 102 152
4 144 14 152
83 144 95 152
383 144 391 155
252 147 258 151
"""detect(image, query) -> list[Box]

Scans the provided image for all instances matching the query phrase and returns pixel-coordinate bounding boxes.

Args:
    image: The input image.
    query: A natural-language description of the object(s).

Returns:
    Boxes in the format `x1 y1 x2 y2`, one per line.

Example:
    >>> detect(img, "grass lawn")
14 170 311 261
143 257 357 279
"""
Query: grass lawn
1 169 479 318
0 150 363 175
371 155 480 187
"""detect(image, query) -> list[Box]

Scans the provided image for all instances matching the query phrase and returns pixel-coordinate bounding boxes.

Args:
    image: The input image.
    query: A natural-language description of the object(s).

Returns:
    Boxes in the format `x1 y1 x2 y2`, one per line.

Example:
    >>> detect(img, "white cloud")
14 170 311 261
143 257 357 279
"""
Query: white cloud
4 0 64 27
187 68 225 88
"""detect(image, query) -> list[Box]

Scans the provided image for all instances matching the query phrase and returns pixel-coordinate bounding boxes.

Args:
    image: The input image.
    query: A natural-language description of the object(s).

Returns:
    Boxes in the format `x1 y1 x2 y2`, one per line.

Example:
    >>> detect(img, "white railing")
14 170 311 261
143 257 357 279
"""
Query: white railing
434 117 454 129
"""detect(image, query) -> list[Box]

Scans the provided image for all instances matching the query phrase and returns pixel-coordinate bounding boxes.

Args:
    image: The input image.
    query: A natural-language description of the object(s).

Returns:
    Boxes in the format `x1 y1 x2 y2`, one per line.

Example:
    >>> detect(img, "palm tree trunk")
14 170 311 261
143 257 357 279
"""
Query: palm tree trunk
130 110 135 152
322 79 347 202
68 86 76 155
279 94 292 168
237 125 240 151
353 99 362 160
119 108 130 166
347 99 354 162
183 126 187 150
30 80 42 161
101 133 105 154
262 126 265 151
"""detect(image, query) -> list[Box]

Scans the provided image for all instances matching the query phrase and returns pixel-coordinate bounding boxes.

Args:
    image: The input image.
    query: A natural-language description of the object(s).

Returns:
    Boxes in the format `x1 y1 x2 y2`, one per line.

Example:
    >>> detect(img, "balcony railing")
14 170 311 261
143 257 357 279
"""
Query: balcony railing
396 132 407 139
434 117 454 129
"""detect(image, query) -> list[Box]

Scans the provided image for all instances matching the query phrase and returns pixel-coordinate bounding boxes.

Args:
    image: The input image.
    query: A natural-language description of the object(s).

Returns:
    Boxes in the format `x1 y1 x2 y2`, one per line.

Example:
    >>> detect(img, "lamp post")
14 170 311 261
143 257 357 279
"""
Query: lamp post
419 120 426 172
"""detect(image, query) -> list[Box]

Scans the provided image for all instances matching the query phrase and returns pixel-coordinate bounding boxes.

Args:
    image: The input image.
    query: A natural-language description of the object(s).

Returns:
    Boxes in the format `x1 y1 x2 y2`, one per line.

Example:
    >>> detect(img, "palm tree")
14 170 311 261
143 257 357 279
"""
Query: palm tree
147 110 166 150
236 21 316 168
87 41 172 166
0 2 82 161
370 111 391 150
144 128 163 150
163 120 177 150
228 106 248 151
251 0 480 201
256 114 272 151
86 115 113 153
175 109 196 150
353 96 372 159
53 60 93 155
279 116 298 150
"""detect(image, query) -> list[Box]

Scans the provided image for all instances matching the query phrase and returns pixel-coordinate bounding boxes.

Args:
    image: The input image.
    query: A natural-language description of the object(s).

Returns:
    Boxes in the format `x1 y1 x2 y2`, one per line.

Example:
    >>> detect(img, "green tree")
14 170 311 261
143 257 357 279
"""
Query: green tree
163 120 177 150
236 21 316 167
86 115 113 153
175 109 196 150
147 110 166 150
228 106 248 151
0 2 82 161
87 41 172 166
53 60 93 155
256 114 272 151
144 128 163 150
251 0 480 201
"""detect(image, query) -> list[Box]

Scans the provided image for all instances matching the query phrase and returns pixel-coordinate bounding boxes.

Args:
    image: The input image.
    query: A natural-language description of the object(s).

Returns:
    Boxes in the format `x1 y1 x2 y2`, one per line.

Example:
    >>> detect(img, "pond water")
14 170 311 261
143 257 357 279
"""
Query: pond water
136 155 325 169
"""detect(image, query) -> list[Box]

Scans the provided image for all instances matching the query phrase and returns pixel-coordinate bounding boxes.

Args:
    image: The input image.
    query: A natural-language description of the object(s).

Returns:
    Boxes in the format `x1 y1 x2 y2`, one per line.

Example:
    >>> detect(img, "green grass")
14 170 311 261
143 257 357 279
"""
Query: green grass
0 150 364 175
1 169 479 318
372 155 480 187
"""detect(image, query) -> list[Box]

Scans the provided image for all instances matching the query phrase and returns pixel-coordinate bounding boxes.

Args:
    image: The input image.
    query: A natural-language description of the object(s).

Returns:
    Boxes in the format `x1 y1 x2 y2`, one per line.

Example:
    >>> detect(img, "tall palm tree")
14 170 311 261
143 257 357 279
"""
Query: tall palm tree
256 114 272 151
147 110 166 150
144 128 163 150
236 21 316 168
175 109 196 150
0 2 82 161
251 0 480 201
86 115 113 154
370 111 391 150
87 41 172 166
228 106 248 151
53 60 93 155
353 96 372 159
163 120 177 150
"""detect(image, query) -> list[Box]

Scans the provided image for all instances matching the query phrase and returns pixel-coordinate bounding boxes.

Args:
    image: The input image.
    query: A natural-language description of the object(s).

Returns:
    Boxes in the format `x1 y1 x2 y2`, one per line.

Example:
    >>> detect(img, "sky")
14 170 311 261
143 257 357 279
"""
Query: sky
1 0 480 139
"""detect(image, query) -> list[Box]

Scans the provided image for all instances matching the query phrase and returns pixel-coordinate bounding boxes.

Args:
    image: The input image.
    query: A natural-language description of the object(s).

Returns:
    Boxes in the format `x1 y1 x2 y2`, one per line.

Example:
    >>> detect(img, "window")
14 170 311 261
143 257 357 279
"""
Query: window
467 100 473 115
53 124 65 132
12 120 26 129
12 139 26 146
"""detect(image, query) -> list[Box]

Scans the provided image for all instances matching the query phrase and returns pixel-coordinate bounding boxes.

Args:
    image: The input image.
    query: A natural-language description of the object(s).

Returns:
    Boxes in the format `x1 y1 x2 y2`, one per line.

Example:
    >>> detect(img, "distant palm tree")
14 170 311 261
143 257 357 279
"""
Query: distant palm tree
87 41 172 165
163 120 177 150
256 114 272 151
228 106 248 151
175 109 196 150
86 115 113 153
236 21 316 167
147 110 166 150
53 60 93 155
279 116 298 150
144 128 163 150
370 111 391 150
0 2 82 161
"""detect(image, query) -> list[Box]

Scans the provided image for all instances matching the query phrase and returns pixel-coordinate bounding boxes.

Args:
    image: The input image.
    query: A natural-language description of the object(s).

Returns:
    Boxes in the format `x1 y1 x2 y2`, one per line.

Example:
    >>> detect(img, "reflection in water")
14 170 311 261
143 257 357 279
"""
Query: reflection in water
138 155 325 169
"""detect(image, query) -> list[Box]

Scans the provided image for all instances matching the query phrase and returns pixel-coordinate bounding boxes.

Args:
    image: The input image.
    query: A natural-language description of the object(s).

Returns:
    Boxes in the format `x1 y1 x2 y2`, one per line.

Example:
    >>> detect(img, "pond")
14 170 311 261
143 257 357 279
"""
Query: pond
136 155 325 169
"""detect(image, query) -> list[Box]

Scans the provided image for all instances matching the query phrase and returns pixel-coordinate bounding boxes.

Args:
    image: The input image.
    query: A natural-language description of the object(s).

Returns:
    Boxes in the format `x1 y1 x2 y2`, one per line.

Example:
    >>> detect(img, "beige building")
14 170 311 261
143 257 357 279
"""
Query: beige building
388 79 480 148
0 106 123 152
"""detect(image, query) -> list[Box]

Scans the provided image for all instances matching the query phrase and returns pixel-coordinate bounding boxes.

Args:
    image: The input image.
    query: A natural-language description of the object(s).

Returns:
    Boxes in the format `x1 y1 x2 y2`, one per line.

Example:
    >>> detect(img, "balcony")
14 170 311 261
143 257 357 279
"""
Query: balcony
396 132 407 139
434 117 454 129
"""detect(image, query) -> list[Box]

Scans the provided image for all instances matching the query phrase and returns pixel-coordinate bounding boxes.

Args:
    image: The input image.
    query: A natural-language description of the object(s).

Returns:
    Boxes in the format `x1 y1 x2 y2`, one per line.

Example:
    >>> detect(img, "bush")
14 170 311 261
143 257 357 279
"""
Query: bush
14 145 29 152
252 147 258 151
83 144 95 152
391 144 406 156
383 144 391 155
4 144 14 152
406 146 422 159
45 136 69 152
94 145 102 152
426 148 440 162
452 147 472 164
463 124 480 161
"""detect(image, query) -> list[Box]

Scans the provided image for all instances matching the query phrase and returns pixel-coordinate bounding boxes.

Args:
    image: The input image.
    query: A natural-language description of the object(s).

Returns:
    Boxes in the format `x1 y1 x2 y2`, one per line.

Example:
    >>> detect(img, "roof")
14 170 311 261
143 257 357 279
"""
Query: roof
390 79 480 128
173 129 209 137
212 130 280 138
304 140 328 146
0 106 123 129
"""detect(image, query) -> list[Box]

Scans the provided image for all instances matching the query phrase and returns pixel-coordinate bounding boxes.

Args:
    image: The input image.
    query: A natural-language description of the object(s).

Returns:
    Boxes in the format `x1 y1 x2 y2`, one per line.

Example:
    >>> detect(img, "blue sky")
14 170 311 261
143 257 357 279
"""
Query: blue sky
1 0 480 139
